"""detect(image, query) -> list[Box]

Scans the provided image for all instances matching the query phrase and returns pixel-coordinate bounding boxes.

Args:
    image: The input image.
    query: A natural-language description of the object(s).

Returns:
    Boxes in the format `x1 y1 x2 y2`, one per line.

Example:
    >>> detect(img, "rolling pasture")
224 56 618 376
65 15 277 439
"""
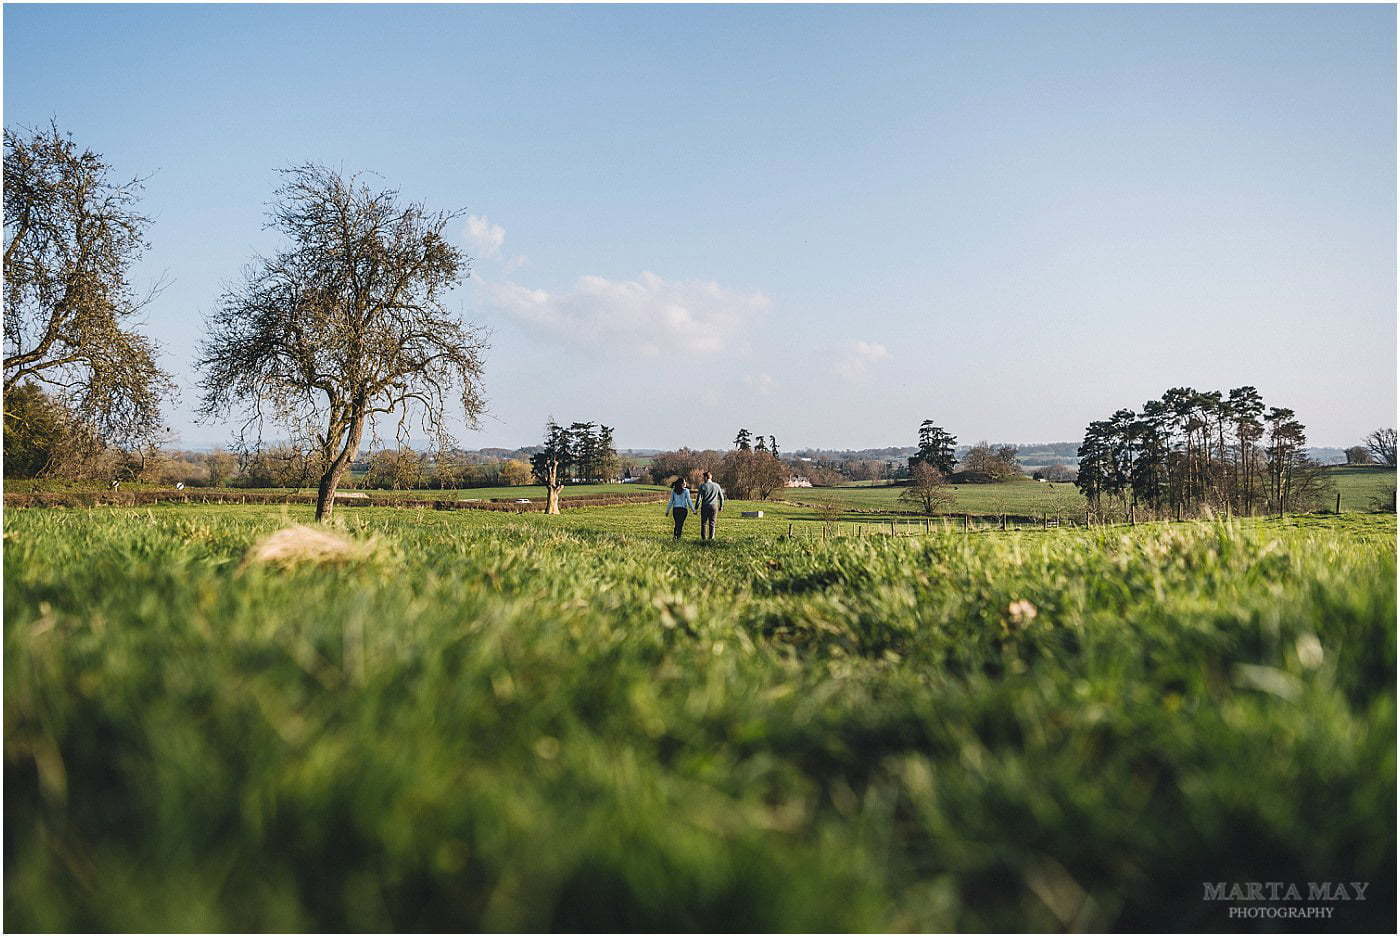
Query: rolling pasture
790 476 1086 517
1328 464 1398 511
790 465 1397 517
4 499 1394 930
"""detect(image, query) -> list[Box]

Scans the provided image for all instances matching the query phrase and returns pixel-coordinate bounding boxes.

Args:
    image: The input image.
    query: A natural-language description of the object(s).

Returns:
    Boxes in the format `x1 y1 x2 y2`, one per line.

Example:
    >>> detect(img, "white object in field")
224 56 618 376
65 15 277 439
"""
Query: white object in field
175 482 185 490
741 510 763 518
335 491 369 500
514 498 531 504
110 480 120 490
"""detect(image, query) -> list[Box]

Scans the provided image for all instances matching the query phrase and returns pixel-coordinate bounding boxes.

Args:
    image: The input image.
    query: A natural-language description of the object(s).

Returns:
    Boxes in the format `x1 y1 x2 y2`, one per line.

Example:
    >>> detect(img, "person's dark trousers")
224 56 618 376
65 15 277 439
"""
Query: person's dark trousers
700 506 717 540
671 507 688 539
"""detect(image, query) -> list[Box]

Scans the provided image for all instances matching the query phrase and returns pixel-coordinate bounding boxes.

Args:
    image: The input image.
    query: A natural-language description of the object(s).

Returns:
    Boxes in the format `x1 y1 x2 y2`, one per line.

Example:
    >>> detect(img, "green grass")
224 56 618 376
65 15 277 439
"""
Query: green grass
1328 464 1397 511
789 476 1086 516
4 504 1395 931
789 465 1398 518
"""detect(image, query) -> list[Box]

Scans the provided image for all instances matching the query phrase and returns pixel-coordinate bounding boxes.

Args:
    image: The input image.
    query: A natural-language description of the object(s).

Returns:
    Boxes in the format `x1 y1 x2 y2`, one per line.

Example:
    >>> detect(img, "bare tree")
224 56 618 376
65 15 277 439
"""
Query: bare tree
500 458 533 486
4 123 173 448
204 448 239 487
960 441 1019 479
365 447 424 490
899 461 953 515
1287 456 1336 513
1344 445 1373 466
1036 463 1077 483
198 165 487 520
645 448 724 487
1365 428 1396 467
718 448 787 499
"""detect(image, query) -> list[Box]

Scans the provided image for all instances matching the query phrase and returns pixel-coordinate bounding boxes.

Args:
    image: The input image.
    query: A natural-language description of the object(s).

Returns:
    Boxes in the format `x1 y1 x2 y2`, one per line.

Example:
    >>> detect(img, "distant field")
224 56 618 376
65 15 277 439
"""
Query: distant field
8 466 1395 519
787 477 1085 517
1329 464 1397 511
785 465 1397 517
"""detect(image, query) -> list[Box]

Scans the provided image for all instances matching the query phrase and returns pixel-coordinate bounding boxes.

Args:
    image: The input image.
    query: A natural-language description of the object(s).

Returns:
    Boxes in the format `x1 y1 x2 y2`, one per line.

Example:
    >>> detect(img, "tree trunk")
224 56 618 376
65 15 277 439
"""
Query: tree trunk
314 410 366 522
546 482 561 515
315 468 342 522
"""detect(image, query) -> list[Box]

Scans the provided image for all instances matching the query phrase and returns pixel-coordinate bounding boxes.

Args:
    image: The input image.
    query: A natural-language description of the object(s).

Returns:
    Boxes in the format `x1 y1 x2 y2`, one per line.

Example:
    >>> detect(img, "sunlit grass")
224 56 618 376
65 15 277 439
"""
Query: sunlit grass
4 505 1394 930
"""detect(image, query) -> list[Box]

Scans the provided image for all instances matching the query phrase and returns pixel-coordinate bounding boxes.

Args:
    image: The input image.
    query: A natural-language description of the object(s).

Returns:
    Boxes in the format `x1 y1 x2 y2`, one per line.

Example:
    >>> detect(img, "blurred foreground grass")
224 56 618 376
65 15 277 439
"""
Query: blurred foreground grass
4 505 1395 931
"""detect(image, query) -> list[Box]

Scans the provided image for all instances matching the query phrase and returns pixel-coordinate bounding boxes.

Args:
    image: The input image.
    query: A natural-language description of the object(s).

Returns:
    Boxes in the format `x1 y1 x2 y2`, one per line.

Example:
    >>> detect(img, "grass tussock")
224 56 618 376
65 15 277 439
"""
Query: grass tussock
242 524 380 569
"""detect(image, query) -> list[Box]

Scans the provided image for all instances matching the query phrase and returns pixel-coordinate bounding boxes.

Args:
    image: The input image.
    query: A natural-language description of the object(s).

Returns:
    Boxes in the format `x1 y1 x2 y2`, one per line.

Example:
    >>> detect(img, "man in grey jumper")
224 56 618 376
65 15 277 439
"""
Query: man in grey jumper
696 471 725 541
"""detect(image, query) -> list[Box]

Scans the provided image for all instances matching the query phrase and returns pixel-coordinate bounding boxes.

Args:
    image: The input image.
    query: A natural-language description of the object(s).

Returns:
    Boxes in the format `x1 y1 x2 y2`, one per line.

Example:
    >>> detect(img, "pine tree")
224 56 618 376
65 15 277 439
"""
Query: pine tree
909 421 957 476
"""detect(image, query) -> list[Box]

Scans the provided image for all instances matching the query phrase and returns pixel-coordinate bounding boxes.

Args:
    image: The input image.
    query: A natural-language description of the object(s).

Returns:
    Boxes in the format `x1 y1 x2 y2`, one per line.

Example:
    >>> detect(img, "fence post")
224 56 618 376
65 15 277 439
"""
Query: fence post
1336 492 1341 515
925 518 930 534
788 522 793 539
890 520 896 536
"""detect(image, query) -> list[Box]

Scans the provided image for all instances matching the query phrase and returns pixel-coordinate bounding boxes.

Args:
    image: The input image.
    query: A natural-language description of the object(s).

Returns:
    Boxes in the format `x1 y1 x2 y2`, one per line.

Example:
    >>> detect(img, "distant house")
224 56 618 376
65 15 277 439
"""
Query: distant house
786 475 813 488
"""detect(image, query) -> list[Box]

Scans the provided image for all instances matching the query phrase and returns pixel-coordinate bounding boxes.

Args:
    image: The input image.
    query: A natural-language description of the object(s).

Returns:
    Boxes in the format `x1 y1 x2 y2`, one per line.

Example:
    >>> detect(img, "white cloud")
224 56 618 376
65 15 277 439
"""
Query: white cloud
464 214 506 258
834 340 891 380
481 271 770 357
744 372 776 394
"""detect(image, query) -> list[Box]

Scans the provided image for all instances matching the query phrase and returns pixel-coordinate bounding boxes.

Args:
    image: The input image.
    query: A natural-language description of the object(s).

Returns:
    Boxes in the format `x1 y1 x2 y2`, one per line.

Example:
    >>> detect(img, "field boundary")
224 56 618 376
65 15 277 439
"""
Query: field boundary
2 488 666 512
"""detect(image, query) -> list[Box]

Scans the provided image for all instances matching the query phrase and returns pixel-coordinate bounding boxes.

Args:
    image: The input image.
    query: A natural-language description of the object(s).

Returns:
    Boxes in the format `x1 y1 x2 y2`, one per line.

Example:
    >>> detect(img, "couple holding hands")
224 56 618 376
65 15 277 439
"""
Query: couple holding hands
664 472 725 540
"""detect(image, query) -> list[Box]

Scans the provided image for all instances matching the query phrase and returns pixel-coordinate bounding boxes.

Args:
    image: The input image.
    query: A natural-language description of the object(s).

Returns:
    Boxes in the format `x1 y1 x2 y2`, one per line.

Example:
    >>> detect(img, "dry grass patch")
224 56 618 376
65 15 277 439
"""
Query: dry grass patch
242 524 381 569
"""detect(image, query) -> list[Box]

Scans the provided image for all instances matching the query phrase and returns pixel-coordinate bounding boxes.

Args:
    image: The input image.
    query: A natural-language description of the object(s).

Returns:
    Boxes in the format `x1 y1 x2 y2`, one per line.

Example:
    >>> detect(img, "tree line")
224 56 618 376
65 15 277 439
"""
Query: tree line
1074 386 1340 519
527 420 623 513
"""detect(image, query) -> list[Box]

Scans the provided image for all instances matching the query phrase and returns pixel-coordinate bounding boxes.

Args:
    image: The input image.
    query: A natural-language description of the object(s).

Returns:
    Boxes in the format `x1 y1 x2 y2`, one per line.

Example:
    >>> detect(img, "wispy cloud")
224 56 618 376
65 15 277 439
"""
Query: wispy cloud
834 340 891 380
482 271 770 357
464 214 506 258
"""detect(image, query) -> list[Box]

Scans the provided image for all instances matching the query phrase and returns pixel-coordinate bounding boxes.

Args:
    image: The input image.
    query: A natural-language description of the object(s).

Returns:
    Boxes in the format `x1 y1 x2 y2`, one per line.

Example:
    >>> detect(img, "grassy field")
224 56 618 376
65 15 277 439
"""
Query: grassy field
3 479 667 502
787 466 1397 518
1328 464 1398 511
789 477 1086 517
4 500 1394 931
11 465 1391 519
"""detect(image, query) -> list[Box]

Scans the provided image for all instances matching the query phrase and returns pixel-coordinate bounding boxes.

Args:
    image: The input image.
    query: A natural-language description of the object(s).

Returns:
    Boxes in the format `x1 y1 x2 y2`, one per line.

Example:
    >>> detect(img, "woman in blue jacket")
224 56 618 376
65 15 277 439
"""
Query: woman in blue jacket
665 477 694 539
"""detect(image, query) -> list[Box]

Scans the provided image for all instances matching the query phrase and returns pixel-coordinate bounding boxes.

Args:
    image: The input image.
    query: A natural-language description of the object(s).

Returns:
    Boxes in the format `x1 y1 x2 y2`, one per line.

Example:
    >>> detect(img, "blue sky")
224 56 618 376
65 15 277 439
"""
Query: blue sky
5 4 1394 450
